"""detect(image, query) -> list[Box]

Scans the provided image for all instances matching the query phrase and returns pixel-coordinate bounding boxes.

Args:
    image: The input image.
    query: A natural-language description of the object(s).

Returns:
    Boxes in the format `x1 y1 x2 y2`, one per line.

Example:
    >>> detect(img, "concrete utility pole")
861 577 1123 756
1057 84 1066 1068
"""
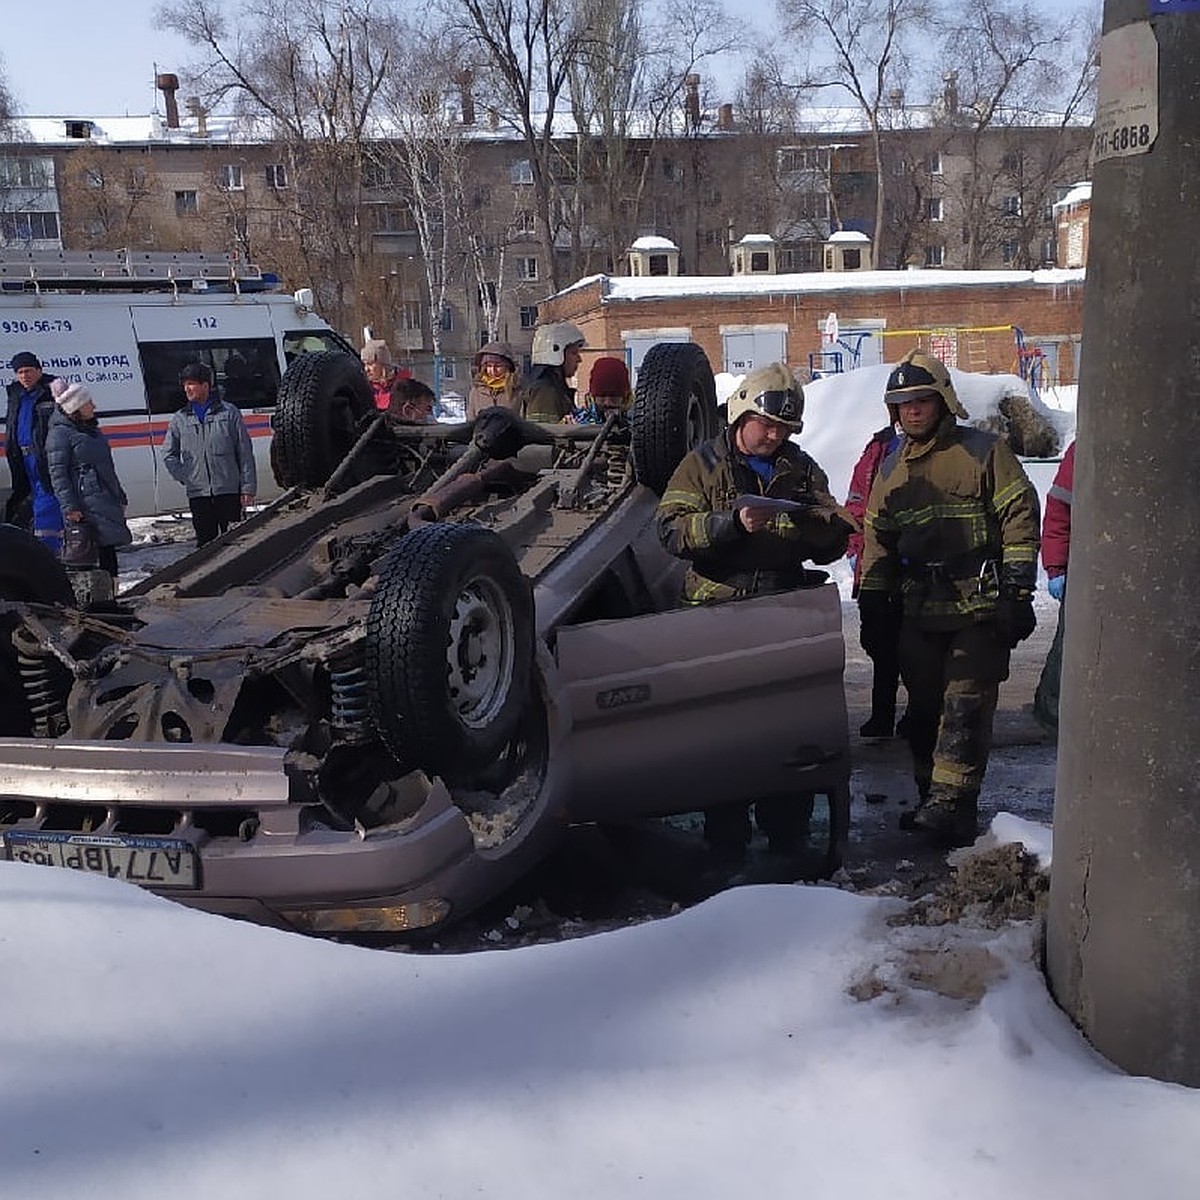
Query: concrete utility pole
1046 0 1200 1084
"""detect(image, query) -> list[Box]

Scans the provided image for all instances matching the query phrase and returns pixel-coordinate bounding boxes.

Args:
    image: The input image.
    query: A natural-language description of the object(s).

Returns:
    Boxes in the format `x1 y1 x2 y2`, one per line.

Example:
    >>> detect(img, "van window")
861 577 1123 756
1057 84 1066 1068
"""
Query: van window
139 338 282 416
283 329 356 362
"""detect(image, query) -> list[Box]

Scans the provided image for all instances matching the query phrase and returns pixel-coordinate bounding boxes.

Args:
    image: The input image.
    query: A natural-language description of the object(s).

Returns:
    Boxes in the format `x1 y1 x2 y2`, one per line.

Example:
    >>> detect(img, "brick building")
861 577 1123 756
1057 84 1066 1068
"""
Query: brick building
540 268 1085 389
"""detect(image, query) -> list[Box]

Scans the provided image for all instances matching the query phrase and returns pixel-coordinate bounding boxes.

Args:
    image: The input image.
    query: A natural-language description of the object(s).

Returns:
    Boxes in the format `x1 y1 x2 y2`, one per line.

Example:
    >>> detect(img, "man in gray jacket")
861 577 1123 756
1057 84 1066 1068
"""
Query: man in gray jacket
162 362 257 546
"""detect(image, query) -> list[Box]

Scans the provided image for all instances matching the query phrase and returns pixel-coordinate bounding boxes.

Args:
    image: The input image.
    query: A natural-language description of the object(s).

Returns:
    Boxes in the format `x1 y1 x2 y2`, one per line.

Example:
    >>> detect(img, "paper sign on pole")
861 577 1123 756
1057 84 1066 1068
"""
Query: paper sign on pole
1093 22 1159 162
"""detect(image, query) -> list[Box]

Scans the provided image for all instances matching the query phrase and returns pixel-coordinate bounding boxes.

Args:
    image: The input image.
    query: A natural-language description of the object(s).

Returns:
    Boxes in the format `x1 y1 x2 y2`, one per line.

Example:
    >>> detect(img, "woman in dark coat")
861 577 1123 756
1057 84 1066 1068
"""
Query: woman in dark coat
45 380 132 580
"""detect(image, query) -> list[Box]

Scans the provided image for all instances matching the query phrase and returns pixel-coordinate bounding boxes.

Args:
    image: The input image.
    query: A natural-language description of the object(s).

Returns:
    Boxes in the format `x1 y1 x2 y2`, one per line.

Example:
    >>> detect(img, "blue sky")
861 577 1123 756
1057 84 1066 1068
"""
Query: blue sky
5 0 1100 118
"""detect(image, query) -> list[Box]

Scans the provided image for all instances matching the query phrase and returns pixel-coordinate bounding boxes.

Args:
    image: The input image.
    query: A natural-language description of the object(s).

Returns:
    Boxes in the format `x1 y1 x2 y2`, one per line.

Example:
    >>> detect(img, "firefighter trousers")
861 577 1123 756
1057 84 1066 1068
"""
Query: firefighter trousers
898 621 1011 802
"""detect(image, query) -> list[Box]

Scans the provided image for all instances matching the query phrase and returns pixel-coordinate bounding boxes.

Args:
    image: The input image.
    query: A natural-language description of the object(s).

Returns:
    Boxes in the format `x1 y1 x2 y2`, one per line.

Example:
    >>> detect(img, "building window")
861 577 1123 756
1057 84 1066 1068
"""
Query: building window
478 281 497 308
749 251 770 272
842 247 862 270
265 164 288 189
84 168 105 190
924 243 945 267
519 305 538 329
510 159 533 185
517 256 539 281
370 204 414 233
174 190 198 217
777 146 824 173
219 164 244 191
361 159 397 190
926 151 943 175
127 166 148 195
1002 194 1022 217
648 253 671 276
1 211 60 242
440 304 454 332
0 158 51 188
513 209 536 238
442 359 457 381
1002 239 1020 264
65 120 92 140
399 300 421 332
926 197 944 222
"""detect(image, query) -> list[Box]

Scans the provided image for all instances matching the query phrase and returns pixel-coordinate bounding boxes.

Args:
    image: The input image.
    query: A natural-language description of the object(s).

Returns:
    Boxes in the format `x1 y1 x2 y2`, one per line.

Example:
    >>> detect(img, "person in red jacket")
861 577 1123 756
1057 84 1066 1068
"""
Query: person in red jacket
845 422 905 737
1034 439 1074 729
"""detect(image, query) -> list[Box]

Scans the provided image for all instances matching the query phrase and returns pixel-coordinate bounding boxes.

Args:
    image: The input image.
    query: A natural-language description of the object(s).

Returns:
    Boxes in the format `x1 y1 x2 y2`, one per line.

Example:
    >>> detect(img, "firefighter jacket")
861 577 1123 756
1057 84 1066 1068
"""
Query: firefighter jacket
518 364 574 423
657 429 853 604
858 415 1040 628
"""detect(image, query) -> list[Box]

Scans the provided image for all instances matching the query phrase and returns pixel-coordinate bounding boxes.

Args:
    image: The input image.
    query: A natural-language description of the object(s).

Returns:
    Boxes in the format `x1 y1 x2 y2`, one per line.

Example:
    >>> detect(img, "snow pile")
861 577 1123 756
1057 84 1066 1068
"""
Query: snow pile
1 855 1197 1199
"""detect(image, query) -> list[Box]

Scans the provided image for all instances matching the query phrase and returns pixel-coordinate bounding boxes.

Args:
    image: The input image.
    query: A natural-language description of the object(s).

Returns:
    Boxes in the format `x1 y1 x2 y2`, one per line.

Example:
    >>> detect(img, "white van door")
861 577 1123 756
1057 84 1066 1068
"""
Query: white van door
130 305 283 514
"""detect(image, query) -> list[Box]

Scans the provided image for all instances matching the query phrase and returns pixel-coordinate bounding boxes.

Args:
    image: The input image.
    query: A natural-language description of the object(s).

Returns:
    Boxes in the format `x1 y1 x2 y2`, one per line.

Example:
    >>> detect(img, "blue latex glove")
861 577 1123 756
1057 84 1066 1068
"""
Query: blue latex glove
1047 574 1066 602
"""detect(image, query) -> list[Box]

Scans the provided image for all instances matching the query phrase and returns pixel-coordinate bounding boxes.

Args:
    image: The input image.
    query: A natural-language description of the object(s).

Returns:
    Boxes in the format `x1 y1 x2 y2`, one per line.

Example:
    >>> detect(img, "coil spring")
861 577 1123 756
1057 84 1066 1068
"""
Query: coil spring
17 648 69 737
330 656 369 738
602 443 630 489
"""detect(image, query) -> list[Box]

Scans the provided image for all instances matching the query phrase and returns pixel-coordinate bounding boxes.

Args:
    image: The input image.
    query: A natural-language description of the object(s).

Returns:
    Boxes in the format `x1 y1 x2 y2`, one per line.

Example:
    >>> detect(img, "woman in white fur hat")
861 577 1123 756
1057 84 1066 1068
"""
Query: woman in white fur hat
45 379 132 579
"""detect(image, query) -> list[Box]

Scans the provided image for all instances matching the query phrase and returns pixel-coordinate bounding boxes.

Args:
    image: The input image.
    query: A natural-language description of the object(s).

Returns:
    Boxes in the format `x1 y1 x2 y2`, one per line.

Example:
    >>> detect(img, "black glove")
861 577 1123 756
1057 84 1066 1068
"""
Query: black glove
996 586 1036 648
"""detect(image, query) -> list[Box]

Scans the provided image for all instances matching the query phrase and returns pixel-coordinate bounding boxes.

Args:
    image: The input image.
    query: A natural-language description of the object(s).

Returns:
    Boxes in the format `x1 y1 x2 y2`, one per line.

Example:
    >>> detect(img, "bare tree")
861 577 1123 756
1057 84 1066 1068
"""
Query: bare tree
451 0 592 292
0 58 17 137
935 0 1097 268
777 0 934 259
57 149 164 250
157 0 397 331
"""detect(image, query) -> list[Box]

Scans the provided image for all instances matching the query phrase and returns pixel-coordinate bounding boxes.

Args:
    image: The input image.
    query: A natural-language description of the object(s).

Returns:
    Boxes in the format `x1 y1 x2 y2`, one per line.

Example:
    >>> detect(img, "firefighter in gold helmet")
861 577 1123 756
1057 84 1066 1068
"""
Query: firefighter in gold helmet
858 349 1041 846
657 361 855 867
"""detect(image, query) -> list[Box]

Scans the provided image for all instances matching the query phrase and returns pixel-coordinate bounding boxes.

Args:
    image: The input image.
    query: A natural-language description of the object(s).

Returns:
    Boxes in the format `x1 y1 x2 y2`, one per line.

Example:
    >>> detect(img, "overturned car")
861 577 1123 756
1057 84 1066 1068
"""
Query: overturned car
0 344 851 934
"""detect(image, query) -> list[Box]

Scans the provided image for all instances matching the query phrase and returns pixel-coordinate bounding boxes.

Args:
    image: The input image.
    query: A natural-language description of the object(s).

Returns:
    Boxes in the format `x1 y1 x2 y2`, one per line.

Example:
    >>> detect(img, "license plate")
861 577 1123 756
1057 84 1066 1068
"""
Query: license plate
4 831 199 890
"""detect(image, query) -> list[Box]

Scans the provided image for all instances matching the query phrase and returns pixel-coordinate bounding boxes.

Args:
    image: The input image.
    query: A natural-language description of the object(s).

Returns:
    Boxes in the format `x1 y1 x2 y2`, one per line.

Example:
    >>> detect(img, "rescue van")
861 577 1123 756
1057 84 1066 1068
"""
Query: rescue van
0 249 354 517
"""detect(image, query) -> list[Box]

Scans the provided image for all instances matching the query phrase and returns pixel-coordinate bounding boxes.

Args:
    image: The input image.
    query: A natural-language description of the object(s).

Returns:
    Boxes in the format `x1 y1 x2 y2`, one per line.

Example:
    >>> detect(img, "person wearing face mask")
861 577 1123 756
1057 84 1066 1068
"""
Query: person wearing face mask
657 362 855 868
857 349 1041 847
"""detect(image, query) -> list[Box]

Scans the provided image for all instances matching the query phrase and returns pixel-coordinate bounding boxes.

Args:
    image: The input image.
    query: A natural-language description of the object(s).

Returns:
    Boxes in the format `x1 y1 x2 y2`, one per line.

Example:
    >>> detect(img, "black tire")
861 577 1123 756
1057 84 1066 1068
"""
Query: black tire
272 351 375 487
366 523 535 783
0 525 74 736
630 342 721 495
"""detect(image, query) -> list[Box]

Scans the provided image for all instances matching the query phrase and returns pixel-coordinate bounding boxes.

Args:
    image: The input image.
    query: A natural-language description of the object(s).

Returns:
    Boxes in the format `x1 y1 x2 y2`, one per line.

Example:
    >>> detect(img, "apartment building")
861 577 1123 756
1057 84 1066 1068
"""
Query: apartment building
0 74 1091 384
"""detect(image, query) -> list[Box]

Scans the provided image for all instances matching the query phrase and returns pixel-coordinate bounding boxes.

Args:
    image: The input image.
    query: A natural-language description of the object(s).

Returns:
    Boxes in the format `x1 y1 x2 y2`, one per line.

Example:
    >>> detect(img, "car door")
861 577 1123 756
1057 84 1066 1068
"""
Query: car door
553 584 850 822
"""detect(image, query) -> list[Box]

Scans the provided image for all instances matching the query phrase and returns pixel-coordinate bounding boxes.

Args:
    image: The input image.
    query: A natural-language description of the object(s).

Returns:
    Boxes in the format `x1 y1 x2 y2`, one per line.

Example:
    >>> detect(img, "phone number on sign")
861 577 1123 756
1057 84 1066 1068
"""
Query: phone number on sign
1093 123 1151 157
1 318 74 334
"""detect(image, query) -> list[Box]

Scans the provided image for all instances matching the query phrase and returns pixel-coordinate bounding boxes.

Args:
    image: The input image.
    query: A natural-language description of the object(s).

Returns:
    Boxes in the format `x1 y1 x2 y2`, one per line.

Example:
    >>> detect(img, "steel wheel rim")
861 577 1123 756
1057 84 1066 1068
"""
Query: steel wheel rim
446 576 516 727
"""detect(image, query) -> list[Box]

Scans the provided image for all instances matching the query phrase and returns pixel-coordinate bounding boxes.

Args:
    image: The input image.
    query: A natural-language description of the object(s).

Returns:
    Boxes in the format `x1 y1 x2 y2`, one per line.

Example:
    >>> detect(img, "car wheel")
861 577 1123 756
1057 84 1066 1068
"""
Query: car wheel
366 523 535 784
0 525 75 736
630 342 720 495
271 351 376 487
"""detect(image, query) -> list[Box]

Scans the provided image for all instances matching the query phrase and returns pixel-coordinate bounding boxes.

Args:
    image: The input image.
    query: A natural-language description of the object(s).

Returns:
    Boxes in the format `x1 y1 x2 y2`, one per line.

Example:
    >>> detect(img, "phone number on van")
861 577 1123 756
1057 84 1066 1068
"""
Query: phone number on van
1 319 74 334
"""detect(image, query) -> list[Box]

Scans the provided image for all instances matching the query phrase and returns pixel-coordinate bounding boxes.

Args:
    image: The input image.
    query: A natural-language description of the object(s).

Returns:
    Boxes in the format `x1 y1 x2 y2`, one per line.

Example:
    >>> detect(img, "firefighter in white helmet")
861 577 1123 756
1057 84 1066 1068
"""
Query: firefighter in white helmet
519 321 586 422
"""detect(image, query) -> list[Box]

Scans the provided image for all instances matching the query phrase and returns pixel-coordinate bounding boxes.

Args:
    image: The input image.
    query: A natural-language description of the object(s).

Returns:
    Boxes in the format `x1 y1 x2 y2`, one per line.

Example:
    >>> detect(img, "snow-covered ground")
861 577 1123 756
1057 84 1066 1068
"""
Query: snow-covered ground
3 823 1198 1199
14 365 1181 1199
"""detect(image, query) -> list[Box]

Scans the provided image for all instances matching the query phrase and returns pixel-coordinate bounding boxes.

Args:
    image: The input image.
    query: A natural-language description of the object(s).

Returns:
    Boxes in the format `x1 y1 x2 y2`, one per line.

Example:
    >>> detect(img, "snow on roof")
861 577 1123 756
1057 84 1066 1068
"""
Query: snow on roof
19 112 253 146
630 236 679 252
827 231 870 243
558 267 1085 305
1053 182 1092 211
736 234 775 245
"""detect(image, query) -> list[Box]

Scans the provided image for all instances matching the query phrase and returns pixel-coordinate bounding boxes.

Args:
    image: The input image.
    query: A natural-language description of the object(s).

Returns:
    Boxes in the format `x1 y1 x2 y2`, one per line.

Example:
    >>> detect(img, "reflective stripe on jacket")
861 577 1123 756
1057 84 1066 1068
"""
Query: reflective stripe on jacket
657 429 852 604
859 417 1040 627
1041 440 1074 578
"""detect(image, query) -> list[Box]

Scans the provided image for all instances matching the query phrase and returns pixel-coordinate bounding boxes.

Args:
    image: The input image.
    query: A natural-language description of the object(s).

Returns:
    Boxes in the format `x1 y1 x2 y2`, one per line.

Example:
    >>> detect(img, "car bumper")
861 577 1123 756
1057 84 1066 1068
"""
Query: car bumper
0 738 555 934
